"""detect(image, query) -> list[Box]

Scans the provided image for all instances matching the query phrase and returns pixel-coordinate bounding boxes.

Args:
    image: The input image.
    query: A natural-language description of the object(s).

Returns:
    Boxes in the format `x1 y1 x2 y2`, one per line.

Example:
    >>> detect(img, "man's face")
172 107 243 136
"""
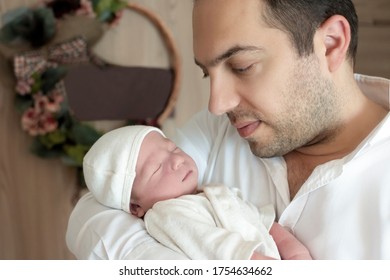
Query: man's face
193 0 342 157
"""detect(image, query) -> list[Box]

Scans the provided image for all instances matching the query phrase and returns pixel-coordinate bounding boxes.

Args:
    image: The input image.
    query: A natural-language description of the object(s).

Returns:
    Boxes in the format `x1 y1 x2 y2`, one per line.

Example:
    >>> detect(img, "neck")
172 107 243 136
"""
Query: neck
294 83 387 160
284 82 388 200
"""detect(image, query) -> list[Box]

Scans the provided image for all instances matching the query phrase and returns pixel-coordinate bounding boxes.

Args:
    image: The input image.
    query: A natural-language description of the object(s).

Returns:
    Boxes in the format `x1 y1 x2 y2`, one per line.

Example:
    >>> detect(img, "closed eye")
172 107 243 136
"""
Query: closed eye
232 64 254 74
172 146 181 153
153 164 161 175
166 139 179 152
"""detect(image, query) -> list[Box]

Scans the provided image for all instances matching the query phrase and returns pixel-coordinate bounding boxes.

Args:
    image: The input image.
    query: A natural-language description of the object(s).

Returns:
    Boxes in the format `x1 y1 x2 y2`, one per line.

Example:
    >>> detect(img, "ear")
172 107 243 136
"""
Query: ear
130 202 146 218
319 15 351 72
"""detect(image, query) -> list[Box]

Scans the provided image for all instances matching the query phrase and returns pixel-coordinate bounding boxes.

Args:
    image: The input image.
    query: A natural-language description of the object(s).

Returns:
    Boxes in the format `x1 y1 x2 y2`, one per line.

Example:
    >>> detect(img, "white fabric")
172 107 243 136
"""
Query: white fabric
145 185 279 260
66 193 187 259
83 125 164 213
66 74 390 259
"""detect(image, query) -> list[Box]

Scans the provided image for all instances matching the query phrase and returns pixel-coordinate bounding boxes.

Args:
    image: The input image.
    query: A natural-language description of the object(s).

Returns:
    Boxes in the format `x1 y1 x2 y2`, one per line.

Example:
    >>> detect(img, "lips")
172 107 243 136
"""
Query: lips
235 121 260 138
182 170 192 182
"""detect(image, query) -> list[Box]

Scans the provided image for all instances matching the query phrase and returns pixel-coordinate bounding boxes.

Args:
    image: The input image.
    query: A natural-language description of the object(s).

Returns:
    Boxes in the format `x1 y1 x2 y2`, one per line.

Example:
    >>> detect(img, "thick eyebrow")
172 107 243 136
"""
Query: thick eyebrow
194 45 264 68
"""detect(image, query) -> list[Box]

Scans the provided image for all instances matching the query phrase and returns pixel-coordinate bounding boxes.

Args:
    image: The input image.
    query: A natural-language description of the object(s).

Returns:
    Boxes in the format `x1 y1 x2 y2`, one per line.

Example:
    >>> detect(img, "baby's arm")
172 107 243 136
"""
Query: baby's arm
269 222 312 260
66 192 188 259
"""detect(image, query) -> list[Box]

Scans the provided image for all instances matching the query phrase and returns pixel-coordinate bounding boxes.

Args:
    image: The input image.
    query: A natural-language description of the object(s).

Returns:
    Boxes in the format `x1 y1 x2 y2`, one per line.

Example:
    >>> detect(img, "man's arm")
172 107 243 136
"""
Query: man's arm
66 192 188 259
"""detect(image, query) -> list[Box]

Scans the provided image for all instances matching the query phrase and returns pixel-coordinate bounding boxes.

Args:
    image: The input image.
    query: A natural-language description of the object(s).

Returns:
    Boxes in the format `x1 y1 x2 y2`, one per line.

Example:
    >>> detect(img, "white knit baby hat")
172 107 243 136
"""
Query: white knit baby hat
83 125 165 213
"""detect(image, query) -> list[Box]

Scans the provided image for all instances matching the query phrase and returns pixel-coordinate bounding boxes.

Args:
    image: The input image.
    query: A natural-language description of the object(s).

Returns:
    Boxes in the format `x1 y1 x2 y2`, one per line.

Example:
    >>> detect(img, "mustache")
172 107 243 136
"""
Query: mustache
227 108 263 123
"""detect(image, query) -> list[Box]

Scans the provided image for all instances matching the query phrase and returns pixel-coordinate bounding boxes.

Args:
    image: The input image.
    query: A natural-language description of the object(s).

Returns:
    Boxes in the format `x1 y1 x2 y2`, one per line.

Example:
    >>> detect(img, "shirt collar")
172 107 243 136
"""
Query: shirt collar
355 73 390 109
352 74 390 157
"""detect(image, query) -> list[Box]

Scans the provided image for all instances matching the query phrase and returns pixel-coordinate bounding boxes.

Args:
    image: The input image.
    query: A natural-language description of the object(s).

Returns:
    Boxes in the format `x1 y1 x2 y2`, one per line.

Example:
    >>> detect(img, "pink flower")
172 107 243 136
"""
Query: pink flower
20 92 61 136
76 0 96 18
109 10 124 27
34 91 63 113
45 96 63 113
21 107 58 136
15 78 34 95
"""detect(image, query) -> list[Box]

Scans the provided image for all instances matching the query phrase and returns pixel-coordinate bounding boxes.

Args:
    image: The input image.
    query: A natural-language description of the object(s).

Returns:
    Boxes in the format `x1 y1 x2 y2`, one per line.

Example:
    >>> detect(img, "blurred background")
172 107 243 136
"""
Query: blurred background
0 0 389 259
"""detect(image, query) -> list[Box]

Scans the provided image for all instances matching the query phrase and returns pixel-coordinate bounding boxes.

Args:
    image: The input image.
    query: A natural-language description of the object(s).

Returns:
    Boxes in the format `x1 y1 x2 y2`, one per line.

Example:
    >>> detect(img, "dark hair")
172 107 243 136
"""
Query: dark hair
261 0 358 64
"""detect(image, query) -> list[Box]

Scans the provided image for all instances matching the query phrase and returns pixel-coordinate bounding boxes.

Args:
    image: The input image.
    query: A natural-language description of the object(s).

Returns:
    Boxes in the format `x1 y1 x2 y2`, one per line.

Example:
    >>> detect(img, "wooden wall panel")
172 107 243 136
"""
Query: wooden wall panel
355 26 390 78
353 0 390 24
353 0 390 78
0 0 77 260
0 34 76 260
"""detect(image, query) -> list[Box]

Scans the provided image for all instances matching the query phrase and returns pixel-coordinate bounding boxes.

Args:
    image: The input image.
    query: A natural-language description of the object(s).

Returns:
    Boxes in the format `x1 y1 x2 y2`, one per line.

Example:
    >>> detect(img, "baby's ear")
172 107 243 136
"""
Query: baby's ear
130 203 145 218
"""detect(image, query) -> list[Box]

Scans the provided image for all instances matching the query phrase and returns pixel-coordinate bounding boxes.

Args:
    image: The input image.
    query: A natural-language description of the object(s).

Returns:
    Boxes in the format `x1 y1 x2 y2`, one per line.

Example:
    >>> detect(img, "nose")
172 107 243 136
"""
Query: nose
208 76 240 115
170 154 184 171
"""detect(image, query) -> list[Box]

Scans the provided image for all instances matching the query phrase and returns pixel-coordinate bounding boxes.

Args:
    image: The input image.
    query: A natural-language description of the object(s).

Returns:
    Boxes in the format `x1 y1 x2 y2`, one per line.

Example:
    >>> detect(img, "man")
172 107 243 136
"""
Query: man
66 0 390 259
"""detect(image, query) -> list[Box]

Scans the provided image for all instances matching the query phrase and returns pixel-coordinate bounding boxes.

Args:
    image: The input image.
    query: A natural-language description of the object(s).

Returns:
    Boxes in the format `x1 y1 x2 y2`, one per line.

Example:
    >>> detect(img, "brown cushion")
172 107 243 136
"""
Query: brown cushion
64 63 173 121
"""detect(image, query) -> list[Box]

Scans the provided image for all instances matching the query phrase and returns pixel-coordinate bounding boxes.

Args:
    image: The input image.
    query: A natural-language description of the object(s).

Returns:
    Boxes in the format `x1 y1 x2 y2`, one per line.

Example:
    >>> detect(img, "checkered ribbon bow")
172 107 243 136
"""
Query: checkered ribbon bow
13 36 89 81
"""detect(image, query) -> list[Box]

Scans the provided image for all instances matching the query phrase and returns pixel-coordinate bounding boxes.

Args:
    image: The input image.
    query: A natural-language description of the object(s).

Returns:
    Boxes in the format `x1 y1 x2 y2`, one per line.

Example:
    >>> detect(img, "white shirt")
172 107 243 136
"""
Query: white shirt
66 74 390 259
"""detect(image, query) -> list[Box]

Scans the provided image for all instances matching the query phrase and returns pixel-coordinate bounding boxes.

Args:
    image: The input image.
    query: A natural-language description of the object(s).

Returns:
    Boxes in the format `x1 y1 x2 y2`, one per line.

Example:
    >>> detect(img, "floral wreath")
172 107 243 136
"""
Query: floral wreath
0 0 181 193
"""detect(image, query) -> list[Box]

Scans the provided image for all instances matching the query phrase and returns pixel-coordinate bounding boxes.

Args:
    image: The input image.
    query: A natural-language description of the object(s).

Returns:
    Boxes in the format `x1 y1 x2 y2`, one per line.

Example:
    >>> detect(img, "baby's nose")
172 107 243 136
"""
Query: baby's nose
171 154 184 170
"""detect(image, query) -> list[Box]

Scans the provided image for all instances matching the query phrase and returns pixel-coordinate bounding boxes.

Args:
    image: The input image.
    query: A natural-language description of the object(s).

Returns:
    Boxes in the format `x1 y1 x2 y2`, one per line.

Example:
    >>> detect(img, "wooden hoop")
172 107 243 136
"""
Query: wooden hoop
126 3 181 126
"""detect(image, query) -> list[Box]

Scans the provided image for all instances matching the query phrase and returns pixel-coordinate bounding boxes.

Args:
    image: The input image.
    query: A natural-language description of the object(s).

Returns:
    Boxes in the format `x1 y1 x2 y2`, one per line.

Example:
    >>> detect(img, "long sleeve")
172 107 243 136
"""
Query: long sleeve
66 192 188 259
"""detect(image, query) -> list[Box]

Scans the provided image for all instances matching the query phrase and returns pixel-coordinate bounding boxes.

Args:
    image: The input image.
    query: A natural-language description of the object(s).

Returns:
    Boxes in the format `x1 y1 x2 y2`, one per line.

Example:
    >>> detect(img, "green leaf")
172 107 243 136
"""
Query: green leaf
57 109 74 130
91 0 101 10
0 7 56 47
31 8 56 46
96 10 113 22
95 0 112 14
14 95 33 113
2 7 30 25
30 137 63 158
68 122 102 146
41 66 67 94
30 73 42 94
111 0 127 12
93 0 126 22
38 130 67 149
63 144 90 166
48 130 67 146
0 7 30 43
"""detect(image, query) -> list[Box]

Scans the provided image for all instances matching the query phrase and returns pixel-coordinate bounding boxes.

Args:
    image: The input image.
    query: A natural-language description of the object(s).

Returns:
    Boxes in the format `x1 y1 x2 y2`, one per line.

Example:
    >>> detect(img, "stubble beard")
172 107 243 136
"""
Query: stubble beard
233 56 342 158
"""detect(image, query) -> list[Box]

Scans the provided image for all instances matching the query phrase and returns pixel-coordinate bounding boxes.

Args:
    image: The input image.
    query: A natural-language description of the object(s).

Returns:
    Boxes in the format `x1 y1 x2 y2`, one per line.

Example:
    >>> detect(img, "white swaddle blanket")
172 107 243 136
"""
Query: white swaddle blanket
145 185 280 260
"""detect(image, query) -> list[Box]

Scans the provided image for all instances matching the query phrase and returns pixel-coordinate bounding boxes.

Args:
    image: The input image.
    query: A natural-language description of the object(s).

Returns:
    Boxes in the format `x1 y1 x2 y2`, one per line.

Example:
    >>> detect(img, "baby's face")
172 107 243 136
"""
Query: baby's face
131 131 198 214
